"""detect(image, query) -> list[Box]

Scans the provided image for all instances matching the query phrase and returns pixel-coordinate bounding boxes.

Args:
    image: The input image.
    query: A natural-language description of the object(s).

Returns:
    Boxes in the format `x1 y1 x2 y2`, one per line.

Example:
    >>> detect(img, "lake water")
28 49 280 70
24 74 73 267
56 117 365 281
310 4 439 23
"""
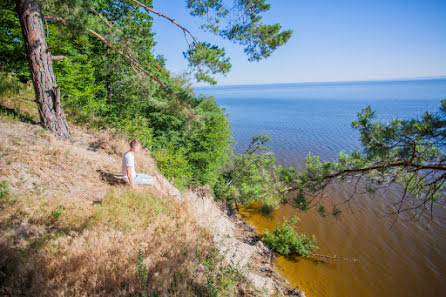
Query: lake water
195 79 446 297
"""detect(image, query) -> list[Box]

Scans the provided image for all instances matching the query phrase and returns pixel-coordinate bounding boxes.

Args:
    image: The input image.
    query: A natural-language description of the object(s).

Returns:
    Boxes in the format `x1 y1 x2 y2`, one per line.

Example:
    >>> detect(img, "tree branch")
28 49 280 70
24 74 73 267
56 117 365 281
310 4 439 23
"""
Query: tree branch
86 28 167 88
51 55 65 61
130 0 199 45
324 161 446 181
90 8 114 29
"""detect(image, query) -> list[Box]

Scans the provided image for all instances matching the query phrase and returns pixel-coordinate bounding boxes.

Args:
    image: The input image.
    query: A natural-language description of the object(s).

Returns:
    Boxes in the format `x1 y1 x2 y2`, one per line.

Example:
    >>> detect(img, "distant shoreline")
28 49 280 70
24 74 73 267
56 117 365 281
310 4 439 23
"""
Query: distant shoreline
194 76 446 89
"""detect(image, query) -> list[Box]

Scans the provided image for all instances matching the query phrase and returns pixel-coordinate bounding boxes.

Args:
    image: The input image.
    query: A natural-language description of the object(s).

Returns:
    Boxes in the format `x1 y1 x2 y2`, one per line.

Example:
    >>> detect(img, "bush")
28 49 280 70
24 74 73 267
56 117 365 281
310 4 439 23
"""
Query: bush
51 205 65 221
214 134 288 209
262 216 318 257
151 146 193 189
0 180 9 200
0 180 10 208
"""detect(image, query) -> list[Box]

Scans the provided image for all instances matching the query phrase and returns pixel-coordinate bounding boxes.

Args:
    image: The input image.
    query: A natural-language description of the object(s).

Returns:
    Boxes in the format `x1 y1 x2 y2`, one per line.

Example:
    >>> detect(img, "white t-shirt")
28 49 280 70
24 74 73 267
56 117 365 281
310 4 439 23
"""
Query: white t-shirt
122 151 136 179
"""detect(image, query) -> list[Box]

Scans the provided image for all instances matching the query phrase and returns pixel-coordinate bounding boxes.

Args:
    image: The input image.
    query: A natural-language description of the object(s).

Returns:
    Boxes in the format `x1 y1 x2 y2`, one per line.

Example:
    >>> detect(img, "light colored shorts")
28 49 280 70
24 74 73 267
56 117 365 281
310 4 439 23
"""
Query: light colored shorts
133 173 154 185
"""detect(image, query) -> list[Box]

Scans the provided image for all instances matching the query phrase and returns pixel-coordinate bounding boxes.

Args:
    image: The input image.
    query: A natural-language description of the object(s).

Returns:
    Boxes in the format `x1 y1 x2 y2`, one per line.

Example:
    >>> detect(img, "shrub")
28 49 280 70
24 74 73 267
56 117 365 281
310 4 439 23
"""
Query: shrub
51 205 65 220
0 180 10 209
262 216 318 257
214 134 288 209
136 249 149 295
0 180 9 200
151 146 193 190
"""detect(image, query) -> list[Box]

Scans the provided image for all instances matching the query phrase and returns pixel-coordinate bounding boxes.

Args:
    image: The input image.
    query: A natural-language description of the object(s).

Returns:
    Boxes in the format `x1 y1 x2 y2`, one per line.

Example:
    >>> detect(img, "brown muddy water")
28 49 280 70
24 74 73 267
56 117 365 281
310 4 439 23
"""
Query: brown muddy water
240 183 446 297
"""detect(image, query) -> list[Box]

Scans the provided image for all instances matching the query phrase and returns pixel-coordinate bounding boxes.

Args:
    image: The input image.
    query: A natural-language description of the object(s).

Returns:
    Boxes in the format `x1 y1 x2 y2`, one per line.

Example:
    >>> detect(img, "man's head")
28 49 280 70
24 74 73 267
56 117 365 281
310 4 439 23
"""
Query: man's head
129 140 141 152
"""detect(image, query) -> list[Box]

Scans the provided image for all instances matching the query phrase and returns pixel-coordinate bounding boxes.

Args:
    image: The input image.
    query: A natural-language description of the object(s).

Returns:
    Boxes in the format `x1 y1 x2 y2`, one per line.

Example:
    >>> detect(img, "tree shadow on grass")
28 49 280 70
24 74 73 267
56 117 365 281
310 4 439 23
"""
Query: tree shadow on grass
0 104 38 124
0 214 92 295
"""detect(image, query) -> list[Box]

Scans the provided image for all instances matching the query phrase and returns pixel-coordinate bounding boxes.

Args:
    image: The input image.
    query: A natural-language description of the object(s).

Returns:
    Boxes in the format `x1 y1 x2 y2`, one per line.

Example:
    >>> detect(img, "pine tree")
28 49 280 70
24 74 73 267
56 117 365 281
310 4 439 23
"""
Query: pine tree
15 0 70 138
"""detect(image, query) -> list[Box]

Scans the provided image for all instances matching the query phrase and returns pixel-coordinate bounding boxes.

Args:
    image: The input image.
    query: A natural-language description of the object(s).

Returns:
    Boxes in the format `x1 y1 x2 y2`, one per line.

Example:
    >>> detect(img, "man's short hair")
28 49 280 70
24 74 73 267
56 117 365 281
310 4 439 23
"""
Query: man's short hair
130 140 140 148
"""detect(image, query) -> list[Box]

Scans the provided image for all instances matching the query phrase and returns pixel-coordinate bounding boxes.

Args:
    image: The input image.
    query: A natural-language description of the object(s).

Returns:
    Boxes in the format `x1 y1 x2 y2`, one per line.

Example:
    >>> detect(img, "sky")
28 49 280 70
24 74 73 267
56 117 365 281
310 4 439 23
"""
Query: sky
151 0 446 86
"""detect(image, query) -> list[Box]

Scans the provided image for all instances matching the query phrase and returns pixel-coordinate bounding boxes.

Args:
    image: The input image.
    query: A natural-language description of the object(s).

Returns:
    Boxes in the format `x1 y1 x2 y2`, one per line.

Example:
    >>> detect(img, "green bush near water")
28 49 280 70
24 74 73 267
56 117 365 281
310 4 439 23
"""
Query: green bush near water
214 134 291 209
262 216 318 257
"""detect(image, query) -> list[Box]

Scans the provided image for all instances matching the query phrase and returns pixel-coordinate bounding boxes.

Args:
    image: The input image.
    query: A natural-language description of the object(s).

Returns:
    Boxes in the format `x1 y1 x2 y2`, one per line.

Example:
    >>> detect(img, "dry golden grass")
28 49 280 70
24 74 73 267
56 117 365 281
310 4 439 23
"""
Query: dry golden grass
0 118 255 297
0 186 250 296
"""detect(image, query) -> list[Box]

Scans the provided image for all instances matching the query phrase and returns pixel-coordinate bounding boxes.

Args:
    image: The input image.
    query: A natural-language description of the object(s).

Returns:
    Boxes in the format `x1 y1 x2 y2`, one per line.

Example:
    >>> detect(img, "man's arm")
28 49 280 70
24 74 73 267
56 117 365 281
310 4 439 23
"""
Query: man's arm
126 166 135 188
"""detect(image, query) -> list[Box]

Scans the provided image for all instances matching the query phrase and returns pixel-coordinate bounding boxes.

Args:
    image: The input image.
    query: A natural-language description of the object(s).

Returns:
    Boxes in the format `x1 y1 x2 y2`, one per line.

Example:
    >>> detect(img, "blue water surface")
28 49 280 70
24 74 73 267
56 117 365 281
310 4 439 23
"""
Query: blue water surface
195 79 446 166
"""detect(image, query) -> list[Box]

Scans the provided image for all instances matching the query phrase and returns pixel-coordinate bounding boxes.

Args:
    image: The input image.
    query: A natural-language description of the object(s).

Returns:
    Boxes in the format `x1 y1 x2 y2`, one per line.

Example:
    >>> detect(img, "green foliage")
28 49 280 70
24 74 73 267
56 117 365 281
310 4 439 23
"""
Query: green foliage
136 249 149 295
0 72 22 99
0 180 10 201
185 98 233 184
214 134 287 209
137 91 232 188
318 205 326 217
263 216 318 257
53 53 105 116
0 0 29 81
332 207 342 217
187 0 293 62
152 146 193 189
293 189 308 210
184 42 231 84
0 72 41 123
51 205 65 220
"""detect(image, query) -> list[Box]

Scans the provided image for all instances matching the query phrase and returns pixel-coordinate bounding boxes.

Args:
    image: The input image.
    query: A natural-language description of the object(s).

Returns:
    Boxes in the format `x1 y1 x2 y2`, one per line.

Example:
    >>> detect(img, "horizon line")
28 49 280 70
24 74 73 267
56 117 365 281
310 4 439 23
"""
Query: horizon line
194 75 446 88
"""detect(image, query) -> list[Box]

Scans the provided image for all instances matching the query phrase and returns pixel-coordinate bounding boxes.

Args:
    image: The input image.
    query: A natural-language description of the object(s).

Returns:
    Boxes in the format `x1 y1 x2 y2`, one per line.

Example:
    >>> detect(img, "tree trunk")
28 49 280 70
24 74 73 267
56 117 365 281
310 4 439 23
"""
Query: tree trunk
15 0 71 139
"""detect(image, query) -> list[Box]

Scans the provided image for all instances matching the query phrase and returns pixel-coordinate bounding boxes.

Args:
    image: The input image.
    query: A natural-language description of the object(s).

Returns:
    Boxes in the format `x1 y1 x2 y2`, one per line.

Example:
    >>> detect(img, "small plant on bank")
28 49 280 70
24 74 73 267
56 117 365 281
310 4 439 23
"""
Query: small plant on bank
263 216 318 257
0 180 9 200
201 247 241 297
136 249 149 296
51 205 65 220
0 180 10 208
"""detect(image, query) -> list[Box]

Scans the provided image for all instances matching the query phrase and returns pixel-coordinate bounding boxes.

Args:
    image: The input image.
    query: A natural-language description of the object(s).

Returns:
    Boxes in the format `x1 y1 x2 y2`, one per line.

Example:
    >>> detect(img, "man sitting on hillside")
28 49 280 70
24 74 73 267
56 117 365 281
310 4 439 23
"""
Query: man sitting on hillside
122 140 155 188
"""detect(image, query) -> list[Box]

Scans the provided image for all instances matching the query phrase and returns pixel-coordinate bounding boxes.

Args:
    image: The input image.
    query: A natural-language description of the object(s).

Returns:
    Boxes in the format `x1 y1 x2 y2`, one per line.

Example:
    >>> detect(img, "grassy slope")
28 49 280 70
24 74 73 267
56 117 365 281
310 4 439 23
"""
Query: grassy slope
0 115 255 296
